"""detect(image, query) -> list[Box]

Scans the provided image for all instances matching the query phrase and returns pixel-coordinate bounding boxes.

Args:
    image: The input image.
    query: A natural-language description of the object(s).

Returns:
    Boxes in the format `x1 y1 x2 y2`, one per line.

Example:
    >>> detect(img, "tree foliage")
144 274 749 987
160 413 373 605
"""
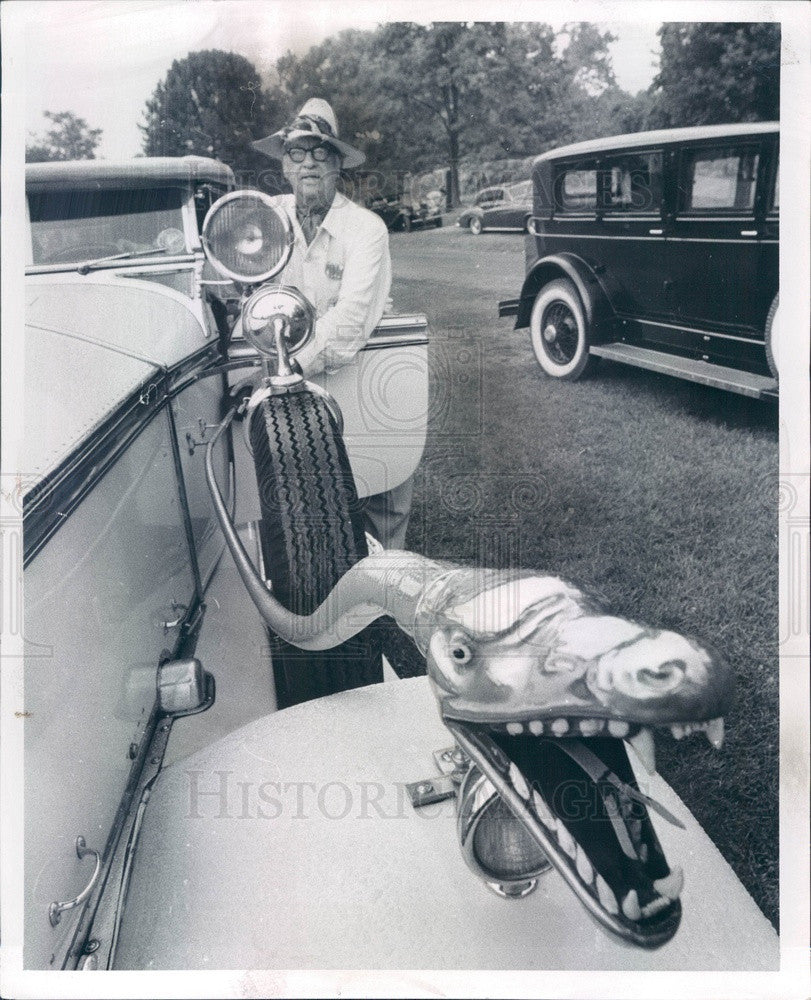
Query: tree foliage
26 111 102 162
650 23 780 126
137 22 781 206
278 21 618 206
140 50 288 185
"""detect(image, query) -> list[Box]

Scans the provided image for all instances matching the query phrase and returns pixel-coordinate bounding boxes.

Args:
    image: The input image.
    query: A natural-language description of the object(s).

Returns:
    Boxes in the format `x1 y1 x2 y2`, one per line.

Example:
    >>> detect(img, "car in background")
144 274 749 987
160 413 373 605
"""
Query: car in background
370 192 443 232
457 180 532 235
498 123 780 399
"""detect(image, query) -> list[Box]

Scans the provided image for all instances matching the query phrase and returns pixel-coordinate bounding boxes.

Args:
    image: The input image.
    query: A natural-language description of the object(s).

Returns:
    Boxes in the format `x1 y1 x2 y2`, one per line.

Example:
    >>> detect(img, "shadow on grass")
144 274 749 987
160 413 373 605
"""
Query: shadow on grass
594 360 779 435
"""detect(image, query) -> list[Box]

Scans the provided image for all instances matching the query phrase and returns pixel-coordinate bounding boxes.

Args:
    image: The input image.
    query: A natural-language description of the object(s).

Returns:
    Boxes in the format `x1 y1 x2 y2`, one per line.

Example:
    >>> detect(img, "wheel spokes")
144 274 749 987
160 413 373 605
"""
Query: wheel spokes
542 303 578 364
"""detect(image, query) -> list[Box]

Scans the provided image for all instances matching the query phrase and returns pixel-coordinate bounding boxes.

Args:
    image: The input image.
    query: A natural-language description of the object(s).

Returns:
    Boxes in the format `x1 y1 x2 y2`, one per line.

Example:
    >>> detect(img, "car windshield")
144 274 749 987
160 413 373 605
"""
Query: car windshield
28 186 188 266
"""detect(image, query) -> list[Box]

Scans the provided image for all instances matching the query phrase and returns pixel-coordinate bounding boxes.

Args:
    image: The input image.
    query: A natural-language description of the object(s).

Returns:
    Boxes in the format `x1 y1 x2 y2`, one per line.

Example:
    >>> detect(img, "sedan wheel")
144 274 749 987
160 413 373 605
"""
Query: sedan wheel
529 278 593 380
469 216 483 236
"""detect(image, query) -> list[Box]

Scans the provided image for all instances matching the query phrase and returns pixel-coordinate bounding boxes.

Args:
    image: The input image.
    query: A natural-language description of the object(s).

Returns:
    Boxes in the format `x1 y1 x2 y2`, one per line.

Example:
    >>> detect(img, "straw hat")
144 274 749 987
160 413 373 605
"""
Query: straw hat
252 98 365 169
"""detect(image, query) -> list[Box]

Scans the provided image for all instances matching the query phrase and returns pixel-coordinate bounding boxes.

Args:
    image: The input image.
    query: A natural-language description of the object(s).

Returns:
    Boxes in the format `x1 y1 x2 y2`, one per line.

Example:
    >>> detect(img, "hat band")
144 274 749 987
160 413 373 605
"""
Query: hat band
284 114 337 142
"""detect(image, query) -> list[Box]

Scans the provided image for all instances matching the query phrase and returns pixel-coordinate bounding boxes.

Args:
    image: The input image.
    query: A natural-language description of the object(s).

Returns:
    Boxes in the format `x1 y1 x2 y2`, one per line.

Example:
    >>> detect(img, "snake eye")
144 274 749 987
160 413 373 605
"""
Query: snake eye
450 636 473 665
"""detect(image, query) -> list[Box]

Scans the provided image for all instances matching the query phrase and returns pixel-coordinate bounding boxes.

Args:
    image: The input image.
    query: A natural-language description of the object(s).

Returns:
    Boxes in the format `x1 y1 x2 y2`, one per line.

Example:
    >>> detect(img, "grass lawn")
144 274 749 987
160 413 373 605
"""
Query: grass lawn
391 225 780 927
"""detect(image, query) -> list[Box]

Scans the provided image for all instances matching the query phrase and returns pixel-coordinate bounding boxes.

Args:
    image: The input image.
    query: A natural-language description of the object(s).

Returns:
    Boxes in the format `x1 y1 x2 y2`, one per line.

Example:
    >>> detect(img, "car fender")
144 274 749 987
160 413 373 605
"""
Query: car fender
514 253 614 340
457 208 482 227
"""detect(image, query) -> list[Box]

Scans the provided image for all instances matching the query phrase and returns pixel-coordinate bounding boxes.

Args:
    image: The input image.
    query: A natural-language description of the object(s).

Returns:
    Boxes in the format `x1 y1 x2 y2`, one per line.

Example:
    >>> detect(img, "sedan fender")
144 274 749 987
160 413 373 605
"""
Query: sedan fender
513 253 615 340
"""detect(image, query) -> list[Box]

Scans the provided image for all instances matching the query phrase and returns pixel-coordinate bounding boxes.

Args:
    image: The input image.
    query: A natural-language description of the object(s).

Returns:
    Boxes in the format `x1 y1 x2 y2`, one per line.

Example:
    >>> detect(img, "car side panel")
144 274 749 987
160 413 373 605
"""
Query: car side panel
170 376 229 588
667 139 767 334
24 407 195 969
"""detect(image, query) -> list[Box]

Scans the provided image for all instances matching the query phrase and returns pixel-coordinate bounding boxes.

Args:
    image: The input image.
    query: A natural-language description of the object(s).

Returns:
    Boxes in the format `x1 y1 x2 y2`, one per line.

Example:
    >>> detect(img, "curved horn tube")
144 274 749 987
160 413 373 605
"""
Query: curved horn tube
204 410 437 650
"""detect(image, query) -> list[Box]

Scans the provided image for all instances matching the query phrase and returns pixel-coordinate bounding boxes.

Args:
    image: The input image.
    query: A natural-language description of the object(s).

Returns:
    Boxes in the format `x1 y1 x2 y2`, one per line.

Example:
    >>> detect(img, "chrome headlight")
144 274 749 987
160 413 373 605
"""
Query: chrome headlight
202 191 293 283
242 284 315 358
457 764 551 898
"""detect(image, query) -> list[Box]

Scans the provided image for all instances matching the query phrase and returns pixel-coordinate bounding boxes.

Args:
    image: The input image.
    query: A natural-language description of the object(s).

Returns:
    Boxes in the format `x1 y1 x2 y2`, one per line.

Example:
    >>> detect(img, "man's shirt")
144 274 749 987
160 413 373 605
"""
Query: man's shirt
270 192 392 375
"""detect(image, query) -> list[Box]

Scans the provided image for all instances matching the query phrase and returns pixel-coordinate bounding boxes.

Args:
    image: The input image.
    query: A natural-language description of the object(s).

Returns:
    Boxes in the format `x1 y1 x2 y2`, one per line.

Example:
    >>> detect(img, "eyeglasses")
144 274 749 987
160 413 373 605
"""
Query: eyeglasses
285 144 333 163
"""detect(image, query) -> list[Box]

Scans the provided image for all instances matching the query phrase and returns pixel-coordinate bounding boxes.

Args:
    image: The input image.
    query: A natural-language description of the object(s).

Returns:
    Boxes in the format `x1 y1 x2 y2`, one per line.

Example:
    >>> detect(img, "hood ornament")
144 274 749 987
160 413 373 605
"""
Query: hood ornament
205 412 734 949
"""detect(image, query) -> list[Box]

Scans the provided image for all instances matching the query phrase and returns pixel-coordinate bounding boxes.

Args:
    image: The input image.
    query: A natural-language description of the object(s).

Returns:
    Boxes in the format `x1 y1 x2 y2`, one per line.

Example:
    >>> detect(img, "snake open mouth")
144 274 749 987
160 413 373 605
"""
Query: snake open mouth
445 717 716 948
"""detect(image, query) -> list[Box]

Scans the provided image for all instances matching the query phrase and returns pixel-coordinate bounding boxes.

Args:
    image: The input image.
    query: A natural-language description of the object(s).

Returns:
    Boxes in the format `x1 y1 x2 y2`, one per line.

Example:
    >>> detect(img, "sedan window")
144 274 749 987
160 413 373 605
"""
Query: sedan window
683 146 760 211
557 166 597 212
603 152 662 213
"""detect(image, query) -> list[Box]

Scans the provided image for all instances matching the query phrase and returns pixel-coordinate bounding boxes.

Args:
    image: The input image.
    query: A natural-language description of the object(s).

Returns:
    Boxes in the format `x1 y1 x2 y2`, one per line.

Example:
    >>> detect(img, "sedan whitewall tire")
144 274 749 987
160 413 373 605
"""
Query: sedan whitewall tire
529 278 592 381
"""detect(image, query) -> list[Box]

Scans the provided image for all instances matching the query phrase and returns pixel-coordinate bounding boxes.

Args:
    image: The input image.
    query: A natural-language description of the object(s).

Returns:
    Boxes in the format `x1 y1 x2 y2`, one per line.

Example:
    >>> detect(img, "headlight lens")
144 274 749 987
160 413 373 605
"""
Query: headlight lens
202 191 293 283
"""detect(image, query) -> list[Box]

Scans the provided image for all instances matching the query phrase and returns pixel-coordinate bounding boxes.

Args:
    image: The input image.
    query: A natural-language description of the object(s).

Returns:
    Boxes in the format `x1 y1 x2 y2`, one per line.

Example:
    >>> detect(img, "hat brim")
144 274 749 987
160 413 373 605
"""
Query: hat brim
252 129 365 169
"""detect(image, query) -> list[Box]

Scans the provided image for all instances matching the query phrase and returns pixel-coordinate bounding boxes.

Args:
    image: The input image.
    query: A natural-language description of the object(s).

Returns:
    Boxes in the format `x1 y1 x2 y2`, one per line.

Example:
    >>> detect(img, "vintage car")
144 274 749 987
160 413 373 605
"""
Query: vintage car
457 180 533 235
499 123 780 398
370 192 443 231
22 156 429 969
16 155 775 980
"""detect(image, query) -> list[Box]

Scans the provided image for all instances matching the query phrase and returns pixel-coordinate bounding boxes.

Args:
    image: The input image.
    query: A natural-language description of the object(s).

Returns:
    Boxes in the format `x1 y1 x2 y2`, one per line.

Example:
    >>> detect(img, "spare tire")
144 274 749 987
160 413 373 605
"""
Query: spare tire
250 390 382 708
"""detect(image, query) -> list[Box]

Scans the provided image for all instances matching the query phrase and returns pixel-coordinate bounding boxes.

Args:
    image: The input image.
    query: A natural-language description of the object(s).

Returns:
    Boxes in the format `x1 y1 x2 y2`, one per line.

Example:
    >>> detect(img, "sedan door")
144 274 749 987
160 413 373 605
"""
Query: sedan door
667 140 764 335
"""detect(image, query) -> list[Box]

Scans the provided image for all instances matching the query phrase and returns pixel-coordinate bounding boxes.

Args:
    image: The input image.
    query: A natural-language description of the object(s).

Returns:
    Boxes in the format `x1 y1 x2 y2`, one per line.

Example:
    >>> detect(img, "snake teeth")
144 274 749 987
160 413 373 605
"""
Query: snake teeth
626 727 656 774
575 844 594 885
705 717 725 748
669 717 724 748
509 762 530 800
654 866 684 900
531 788 555 829
578 718 603 736
607 719 629 737
555 818 576 858
621 888 642 921
642 894 671 918
596 874 619 915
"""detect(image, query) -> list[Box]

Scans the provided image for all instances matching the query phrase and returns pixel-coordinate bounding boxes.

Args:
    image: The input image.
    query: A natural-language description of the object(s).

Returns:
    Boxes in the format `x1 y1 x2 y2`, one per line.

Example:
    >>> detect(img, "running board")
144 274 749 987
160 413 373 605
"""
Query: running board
589 343 778 399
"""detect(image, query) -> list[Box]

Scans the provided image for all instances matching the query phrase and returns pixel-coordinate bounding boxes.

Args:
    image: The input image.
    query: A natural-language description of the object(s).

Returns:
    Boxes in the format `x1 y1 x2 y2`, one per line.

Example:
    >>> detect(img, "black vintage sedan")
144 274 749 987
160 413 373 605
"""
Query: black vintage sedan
499 123 780 398
457 180 533 234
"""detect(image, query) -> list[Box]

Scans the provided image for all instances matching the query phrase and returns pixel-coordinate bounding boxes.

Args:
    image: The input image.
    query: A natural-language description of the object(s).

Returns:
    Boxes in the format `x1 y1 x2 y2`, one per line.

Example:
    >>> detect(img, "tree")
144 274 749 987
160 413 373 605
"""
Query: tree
26 111 102 162
140 50 288 186
475 22 618 159
650 23 780 127
369 21 618 205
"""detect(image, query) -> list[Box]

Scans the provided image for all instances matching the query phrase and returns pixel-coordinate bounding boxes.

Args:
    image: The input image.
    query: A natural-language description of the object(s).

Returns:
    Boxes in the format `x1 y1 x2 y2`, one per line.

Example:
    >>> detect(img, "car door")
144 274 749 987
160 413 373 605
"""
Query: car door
484 185 520 229
597 149 669 322
478 187 506 227
667 139 764 337
540 157 600 273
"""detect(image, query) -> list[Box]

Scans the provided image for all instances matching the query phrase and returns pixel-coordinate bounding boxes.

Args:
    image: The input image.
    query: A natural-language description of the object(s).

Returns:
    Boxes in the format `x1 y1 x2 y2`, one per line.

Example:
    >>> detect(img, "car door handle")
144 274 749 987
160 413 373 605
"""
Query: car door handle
649 228 663 235
740 229 758 236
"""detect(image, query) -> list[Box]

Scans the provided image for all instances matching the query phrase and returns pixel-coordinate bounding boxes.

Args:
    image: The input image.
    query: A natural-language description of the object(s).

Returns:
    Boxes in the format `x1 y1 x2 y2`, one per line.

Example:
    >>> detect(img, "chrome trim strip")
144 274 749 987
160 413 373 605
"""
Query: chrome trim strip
23 376 168 565
601 215 662 223
624 316 765 344
25 321 163 367
23 343 224 564
167 396 203 597
672 216 760 223
361 335 429 350
25 253 197 276
537 232 777 245
668 237 777 244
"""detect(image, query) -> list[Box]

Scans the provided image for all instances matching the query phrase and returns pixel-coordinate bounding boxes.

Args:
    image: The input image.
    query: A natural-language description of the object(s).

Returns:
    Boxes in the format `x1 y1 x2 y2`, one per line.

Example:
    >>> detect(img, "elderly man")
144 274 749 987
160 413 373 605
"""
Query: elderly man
253 98 411 550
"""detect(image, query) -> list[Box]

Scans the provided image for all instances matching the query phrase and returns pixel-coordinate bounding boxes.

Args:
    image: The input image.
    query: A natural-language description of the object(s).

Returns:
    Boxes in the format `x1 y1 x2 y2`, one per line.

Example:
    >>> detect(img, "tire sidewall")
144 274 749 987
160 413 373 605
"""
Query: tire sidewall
529 279 590 380
764 294 780 380
469 216 483 235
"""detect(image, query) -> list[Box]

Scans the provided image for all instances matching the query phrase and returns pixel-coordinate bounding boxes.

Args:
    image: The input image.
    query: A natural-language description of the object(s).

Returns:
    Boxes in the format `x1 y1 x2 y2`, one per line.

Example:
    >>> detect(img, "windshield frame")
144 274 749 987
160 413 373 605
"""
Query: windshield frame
26 182 201 274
